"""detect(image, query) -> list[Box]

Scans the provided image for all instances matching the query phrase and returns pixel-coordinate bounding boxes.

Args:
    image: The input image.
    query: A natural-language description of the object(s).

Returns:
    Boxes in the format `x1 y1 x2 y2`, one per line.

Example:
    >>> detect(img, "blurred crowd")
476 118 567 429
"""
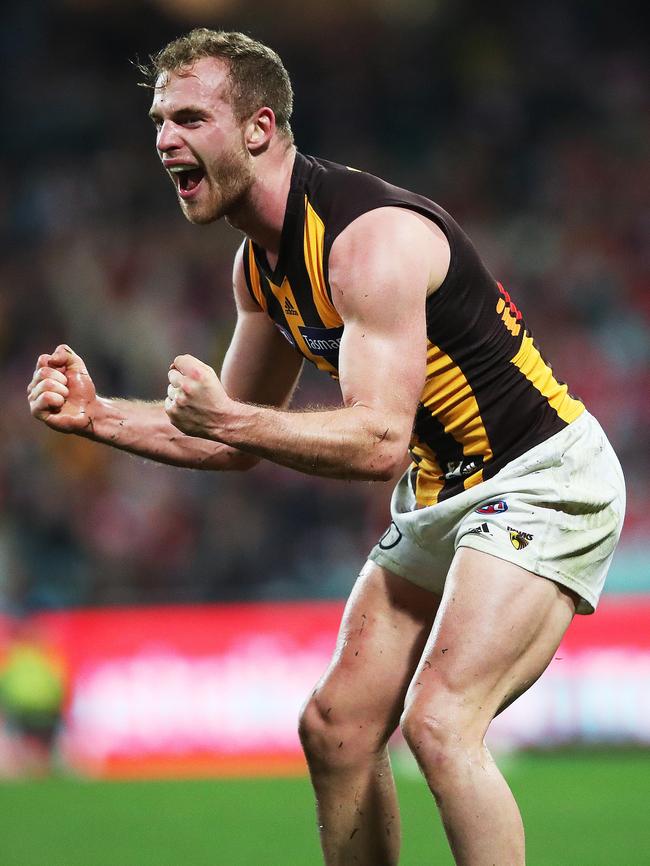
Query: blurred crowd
0 0 647 612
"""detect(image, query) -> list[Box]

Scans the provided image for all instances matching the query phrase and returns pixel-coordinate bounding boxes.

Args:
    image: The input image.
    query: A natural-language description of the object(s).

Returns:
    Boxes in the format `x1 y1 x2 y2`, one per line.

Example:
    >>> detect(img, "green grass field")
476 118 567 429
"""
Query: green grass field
1 751 649 865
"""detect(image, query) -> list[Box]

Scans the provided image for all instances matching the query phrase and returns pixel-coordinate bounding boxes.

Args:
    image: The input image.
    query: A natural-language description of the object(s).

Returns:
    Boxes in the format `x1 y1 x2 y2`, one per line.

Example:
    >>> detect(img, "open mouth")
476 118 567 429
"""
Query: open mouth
168 165 206 198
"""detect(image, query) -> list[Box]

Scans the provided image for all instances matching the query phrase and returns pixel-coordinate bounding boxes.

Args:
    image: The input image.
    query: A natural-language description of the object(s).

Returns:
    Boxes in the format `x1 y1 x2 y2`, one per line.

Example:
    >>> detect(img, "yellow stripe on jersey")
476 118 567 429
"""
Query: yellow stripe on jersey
304 198 342 328
408 343 493 507
266 275 338 375
510 334 585 424
247 244 268 312
463 468 484 490
410 453 445 509
422 343 494 460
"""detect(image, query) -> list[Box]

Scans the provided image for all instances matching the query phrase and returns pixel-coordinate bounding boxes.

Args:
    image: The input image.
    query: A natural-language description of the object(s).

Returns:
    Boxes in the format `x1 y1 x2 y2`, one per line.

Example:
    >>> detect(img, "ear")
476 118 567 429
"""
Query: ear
245 107 276 153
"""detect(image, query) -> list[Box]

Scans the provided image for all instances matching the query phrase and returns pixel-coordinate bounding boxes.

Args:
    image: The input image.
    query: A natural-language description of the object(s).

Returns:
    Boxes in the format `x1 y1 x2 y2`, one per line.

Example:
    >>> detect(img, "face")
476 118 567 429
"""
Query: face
149 57 254 224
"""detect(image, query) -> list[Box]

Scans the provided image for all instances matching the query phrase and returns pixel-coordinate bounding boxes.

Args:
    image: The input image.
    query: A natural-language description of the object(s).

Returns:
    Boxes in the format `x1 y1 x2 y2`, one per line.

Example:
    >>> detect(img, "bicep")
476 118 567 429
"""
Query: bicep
331 210 438 438
337 310 426 453
221 310 303 406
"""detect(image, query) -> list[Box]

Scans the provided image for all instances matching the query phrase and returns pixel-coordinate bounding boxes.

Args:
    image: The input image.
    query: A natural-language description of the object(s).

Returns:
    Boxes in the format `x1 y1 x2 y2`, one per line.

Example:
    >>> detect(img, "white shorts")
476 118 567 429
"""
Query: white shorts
369 412 625 614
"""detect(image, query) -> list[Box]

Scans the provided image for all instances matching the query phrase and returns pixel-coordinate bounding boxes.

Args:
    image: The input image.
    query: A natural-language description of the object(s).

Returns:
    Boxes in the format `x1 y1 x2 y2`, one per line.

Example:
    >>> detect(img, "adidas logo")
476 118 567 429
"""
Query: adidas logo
284 298 298 316
467 522 490 536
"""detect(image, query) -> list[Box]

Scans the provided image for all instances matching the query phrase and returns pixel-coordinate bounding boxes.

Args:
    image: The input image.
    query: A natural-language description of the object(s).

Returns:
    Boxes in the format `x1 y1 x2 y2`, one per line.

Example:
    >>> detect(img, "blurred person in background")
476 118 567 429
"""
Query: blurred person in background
26 27 626 866
0 621 66 777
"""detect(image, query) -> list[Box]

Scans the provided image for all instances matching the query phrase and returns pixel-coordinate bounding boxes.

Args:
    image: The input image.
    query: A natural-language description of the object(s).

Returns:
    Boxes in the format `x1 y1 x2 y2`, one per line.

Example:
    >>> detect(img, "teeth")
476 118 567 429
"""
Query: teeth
168 165 196 173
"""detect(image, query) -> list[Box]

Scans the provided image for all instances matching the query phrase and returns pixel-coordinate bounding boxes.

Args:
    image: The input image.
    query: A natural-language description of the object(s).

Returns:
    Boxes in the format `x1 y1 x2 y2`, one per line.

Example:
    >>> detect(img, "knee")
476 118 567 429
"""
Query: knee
400 701 473 778
299 692 383 772
298 694 349 770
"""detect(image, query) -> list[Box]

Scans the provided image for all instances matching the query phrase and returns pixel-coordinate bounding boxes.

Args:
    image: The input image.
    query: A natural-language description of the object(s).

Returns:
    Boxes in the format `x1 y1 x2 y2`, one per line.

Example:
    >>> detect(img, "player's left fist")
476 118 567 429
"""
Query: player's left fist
165 354 232 439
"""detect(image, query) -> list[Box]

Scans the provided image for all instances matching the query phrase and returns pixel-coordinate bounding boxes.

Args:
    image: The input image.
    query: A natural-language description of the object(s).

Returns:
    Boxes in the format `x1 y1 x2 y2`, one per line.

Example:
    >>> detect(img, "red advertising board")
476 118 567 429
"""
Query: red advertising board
33 602 344 778
1 597 648 778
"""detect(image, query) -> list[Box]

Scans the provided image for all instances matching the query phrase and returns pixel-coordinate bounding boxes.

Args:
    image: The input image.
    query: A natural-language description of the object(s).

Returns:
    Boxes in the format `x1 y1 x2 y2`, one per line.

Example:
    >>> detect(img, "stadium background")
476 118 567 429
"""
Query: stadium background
0 0 648 864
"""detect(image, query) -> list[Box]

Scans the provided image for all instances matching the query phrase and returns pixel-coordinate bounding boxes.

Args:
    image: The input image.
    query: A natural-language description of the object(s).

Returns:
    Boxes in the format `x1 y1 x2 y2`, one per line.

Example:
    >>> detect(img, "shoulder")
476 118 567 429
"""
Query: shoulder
304 155 402 229
232 239 251 292
328 207 449 313
331 207 441 264
304 155 452 274
232 239 266 312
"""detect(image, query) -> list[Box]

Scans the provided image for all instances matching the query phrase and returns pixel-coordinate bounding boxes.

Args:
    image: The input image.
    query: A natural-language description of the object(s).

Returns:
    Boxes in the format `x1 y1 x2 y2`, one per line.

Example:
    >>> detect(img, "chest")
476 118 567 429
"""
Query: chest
266 271 344 375
249 233 344 375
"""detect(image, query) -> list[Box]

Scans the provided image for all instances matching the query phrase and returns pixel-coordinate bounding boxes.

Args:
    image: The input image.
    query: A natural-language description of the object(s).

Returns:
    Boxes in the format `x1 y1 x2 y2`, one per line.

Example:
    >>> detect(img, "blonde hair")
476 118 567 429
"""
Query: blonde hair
139 28 294 139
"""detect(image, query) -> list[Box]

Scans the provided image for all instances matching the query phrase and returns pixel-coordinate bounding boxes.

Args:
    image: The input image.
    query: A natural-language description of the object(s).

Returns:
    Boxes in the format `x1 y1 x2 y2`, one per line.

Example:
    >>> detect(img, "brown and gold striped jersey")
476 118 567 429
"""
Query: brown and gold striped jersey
242 152 585 506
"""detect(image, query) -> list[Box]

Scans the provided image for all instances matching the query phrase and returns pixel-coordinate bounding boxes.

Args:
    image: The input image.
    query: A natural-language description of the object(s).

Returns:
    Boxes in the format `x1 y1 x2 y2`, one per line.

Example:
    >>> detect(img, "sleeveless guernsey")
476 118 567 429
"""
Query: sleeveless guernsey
242 152 584 507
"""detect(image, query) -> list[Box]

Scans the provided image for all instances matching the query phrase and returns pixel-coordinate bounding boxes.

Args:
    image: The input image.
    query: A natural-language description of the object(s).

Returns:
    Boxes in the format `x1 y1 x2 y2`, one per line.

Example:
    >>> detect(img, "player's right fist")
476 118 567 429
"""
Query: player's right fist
27 344 98 435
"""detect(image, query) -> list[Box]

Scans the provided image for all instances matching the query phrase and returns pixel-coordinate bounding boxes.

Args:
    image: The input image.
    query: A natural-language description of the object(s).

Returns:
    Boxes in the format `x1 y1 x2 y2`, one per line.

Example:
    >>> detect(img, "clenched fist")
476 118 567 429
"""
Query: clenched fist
27 345 98 435
165 354 234 439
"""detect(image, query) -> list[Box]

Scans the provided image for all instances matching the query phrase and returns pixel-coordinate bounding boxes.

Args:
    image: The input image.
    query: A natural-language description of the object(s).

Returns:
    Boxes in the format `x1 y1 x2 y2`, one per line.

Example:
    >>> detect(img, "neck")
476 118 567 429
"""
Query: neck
226 142 297 255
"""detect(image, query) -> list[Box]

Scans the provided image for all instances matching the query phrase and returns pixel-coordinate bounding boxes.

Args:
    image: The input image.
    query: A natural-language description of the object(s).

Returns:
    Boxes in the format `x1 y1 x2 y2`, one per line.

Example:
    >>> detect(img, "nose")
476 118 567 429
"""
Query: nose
156 120 182 154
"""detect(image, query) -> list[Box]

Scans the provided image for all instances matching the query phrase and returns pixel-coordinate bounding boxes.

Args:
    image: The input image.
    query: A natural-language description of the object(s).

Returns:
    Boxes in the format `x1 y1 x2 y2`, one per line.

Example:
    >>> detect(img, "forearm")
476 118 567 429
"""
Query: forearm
211 401 405 481
87 397 257 471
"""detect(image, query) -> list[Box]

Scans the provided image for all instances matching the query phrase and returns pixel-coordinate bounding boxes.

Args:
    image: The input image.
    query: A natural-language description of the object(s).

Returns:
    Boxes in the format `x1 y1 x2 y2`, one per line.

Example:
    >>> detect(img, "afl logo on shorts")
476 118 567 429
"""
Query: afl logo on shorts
379 521 402 550
476 500 508 515
508 526 534 550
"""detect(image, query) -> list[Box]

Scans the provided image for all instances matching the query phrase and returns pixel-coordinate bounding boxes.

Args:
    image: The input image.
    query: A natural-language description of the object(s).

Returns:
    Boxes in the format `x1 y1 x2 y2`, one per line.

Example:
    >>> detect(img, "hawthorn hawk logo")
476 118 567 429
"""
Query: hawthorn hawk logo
507 526 534 550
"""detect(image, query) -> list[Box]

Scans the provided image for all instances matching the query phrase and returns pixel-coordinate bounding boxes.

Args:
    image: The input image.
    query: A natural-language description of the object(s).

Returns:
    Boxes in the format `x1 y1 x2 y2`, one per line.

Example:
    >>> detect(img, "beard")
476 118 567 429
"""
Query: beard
181 139 254 225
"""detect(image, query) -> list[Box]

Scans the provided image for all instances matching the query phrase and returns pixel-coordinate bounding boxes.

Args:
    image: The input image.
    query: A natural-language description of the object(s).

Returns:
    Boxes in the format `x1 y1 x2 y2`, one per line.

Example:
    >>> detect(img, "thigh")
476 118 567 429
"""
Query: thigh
404 547 578 736
309 560 441 739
